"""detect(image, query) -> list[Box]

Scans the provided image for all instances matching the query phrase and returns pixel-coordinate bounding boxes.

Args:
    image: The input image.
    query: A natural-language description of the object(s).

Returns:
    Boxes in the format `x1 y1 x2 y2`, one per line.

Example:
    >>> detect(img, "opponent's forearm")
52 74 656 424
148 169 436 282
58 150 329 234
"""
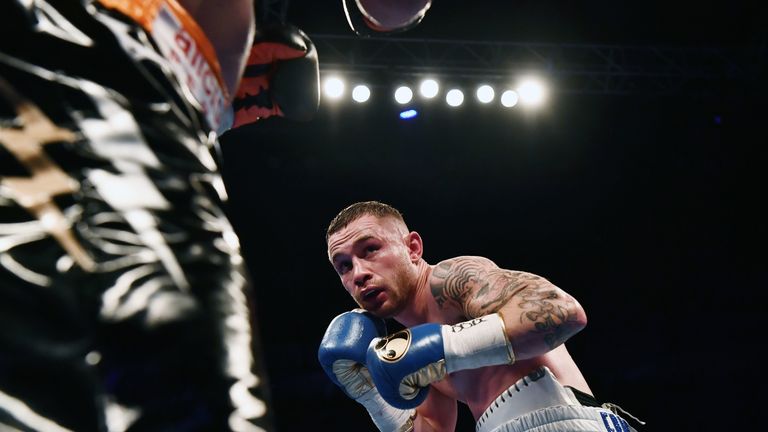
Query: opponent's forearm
182 0 256 98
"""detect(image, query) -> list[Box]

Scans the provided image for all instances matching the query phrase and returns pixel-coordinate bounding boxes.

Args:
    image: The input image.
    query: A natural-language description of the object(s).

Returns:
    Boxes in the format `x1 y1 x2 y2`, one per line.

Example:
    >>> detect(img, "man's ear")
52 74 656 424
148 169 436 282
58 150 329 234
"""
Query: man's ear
404 231 423 262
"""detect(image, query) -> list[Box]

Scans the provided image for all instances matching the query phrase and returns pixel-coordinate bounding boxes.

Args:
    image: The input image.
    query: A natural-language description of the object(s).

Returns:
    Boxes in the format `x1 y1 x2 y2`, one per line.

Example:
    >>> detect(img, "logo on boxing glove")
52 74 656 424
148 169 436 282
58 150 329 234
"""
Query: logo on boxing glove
373 329 411 362
449 317 485 333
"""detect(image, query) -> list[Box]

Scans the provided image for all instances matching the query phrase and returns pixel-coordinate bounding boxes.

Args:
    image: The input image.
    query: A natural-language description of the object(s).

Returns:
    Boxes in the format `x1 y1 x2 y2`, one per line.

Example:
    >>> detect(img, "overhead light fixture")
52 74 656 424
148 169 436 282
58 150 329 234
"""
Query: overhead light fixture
352 84 371 103
500 90 519 107
394 86 414 104
419 79 439 99
323 76 345 100
446 89 464 107
476 84 495 103
517 77 547 107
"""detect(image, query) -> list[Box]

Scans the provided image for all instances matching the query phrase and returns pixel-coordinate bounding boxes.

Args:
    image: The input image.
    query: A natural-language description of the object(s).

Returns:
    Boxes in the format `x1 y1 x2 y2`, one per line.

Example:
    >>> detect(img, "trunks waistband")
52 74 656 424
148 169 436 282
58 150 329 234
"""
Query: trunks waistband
476 366 584 432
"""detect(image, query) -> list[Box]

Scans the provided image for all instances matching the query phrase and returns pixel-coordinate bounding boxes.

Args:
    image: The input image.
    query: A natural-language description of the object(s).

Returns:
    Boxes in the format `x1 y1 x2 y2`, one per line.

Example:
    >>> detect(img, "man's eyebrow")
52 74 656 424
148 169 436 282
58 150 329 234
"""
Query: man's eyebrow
330 235 375 263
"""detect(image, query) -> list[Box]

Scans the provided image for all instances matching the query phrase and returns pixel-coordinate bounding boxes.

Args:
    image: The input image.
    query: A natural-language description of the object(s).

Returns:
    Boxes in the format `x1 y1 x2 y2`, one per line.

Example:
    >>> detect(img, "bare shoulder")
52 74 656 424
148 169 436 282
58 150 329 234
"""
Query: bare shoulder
429 256 554 317
428 256 499 312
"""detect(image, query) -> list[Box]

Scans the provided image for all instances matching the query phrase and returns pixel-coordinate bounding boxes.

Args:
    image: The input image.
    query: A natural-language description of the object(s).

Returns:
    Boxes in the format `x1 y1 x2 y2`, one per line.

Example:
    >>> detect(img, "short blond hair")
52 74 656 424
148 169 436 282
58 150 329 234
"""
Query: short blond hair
326 201 405 242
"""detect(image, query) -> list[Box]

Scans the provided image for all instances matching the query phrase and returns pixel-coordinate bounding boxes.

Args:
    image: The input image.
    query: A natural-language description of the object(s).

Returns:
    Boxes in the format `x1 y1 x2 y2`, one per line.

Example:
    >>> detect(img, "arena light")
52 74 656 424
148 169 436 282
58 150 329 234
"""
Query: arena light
323 76 345 100
394 86 414 104
352 84 371 103
517 77 548 107
400 109 418 119
500 90 519 108
476 84 495 103
419 79 439 99
445 89 464 107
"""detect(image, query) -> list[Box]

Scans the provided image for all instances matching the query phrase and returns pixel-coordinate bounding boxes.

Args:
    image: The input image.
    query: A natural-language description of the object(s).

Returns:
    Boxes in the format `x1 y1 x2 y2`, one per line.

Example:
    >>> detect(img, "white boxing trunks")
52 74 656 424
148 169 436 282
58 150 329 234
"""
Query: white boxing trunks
476 367 639 432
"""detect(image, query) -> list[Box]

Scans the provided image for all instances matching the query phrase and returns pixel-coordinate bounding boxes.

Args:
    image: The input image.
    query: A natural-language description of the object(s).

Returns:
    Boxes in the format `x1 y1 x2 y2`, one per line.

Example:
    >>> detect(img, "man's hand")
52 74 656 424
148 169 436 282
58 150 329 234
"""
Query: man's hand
366 313 515 409
318 310 415 431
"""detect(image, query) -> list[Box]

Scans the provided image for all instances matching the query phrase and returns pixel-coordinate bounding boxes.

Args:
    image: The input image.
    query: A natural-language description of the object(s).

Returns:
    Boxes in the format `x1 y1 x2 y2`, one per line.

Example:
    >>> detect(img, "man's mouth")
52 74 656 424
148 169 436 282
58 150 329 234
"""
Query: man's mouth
361 287 383 301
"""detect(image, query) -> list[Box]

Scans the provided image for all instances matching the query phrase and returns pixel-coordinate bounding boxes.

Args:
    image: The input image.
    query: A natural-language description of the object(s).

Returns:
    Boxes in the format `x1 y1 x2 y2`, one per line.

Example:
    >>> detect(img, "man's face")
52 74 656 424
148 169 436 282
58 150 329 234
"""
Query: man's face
327 215 416 317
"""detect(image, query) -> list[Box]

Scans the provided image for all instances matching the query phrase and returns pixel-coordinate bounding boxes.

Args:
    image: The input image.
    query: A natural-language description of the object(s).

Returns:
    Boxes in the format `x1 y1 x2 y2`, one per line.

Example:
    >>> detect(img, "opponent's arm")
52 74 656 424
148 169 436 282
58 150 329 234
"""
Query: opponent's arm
179 0 255 98
430 256 587 359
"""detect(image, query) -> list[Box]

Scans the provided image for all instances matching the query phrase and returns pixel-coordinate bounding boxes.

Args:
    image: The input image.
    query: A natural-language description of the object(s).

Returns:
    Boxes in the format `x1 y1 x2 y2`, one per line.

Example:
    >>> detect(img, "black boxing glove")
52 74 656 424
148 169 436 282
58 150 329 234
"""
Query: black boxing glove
229 22 319 130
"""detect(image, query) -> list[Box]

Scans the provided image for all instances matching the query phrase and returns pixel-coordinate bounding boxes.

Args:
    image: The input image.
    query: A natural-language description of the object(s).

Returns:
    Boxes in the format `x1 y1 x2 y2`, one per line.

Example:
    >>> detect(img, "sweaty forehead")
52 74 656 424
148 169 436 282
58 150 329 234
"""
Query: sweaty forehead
327 215 405 258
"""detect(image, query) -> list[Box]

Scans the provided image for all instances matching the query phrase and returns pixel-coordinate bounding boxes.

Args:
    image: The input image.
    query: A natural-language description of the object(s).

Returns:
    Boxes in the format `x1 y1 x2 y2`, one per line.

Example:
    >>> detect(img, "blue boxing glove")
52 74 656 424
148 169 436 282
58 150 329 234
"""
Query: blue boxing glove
318 310 415 432
366 313 516 409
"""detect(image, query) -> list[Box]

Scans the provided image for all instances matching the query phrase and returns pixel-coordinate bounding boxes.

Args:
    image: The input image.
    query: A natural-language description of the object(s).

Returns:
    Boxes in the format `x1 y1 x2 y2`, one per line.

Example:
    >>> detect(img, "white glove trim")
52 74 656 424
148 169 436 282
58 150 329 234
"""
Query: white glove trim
357 387 416 432
441 313 515 373
332 359 374 400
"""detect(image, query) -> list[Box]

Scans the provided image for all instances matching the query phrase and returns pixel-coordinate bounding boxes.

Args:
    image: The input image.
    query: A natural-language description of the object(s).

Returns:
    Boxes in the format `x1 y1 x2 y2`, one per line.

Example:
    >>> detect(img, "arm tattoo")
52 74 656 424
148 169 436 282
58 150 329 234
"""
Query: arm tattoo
430 257 532 314
517 287 579 350
471 270 541 315
431 257 579 350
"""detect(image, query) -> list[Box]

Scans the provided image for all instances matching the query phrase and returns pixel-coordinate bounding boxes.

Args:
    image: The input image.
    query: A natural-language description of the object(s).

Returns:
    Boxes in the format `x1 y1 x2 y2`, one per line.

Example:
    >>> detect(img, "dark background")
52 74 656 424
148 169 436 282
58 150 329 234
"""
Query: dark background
220 1 766 430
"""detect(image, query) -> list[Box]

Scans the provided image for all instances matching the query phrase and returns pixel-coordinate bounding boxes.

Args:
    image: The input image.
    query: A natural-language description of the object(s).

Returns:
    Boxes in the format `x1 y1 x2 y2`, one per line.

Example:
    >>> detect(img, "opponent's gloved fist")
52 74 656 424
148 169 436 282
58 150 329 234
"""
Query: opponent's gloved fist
366 313 516 409
343 0 432 37
318 310 415 432
230 22 319 129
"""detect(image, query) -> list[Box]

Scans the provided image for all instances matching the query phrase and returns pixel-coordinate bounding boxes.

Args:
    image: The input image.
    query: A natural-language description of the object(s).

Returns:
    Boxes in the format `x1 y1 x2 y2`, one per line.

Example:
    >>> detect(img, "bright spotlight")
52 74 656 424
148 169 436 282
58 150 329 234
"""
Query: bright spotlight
500 90 519 108
517 78 547 107
420 79 439 99
352 85 371 103
445 89 464 107
324 77 345 100
400 109 418 119
476 85 495 103
394 86 413 104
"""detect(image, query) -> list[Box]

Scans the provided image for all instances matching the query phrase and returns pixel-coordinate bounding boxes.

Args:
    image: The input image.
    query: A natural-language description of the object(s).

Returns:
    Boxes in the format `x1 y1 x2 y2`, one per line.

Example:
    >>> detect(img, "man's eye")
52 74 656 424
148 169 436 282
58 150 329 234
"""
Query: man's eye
365 245 378 253
338 263 351 274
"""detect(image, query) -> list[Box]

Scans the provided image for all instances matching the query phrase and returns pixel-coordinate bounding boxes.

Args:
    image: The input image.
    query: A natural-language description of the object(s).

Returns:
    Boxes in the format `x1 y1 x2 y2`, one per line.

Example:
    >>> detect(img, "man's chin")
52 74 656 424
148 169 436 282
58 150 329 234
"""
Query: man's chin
369 301 405 319
357 301 394 319
360 305 386 318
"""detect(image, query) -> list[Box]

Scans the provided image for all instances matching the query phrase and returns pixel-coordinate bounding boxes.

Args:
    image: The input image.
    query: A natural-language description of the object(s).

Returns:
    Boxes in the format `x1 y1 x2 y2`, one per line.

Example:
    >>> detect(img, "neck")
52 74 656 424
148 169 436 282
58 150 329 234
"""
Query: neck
394 260 436 327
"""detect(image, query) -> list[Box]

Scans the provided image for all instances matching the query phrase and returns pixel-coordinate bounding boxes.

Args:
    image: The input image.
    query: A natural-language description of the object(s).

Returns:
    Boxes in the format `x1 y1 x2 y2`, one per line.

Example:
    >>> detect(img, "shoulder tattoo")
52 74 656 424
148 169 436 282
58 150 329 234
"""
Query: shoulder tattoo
429 257 502 312
429 258 485 309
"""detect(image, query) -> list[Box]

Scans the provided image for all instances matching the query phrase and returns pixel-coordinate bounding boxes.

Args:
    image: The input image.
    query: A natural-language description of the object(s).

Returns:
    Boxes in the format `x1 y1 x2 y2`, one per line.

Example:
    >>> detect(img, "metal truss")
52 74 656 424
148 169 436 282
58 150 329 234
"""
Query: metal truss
258 0 290 24
309 34 765 96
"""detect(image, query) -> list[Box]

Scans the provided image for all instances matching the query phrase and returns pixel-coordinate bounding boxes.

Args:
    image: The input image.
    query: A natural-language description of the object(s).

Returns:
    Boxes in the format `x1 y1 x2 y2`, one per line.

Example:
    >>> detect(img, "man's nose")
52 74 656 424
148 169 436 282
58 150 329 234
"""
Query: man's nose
352 259 372 287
